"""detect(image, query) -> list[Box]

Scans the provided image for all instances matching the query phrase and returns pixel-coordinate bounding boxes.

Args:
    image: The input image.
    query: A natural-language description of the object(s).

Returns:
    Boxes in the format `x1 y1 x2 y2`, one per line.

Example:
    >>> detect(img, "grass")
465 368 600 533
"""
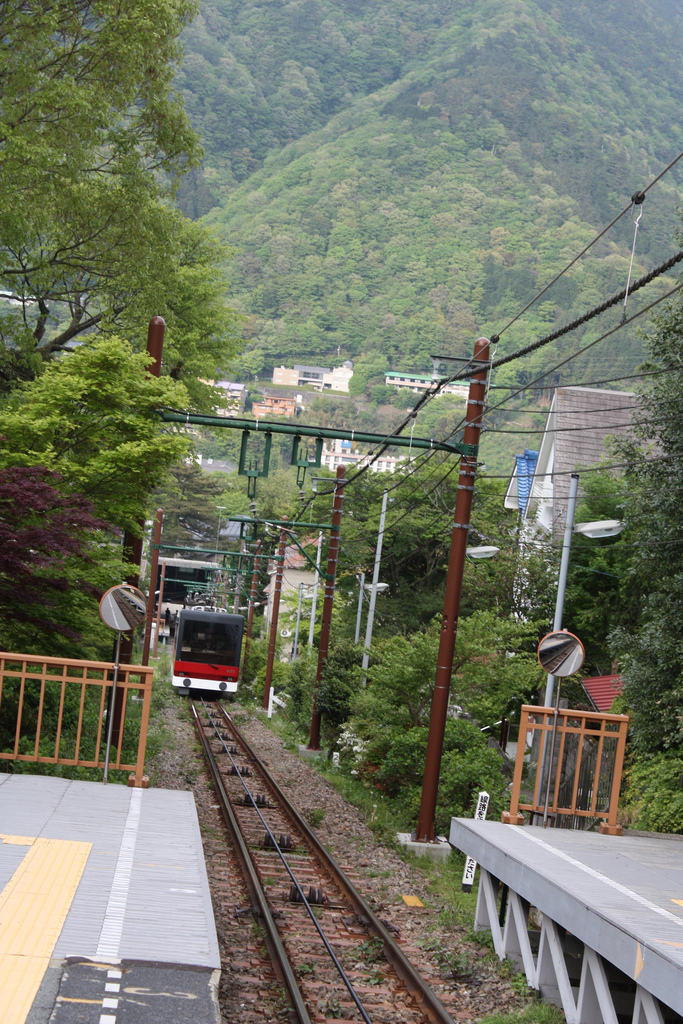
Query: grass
478 1005 565 1024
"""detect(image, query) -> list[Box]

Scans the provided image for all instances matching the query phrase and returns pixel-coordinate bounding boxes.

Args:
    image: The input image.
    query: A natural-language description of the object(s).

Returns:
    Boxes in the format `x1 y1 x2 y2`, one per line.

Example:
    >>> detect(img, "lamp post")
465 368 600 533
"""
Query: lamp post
466 546 500 559
538 475 624 822
216 505 227 551
360 488 389 685
308 531 324 648
292 582 304 660
354 572 366 644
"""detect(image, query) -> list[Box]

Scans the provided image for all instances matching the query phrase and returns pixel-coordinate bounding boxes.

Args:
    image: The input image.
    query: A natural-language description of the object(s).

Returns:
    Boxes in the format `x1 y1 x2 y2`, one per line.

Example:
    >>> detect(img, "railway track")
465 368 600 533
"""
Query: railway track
191 698 458 1024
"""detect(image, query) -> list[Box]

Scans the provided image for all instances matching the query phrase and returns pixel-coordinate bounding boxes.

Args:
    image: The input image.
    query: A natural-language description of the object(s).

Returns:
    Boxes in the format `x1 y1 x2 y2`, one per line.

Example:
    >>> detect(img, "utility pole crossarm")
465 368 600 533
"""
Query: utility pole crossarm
159 411 478 458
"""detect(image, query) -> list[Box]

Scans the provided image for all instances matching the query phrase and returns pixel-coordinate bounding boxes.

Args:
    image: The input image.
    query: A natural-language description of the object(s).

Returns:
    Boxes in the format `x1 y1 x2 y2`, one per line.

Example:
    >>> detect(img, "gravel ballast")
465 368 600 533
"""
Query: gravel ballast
148 698 531 1022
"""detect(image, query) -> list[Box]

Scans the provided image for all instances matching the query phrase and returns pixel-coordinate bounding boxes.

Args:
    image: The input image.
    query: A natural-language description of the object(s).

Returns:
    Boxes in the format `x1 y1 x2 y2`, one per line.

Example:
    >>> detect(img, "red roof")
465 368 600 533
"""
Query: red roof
581 675 624 712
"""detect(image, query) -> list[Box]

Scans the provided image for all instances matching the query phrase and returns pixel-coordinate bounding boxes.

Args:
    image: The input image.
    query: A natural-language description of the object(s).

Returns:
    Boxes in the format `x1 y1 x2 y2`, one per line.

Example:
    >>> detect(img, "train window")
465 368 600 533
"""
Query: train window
179 618 241 666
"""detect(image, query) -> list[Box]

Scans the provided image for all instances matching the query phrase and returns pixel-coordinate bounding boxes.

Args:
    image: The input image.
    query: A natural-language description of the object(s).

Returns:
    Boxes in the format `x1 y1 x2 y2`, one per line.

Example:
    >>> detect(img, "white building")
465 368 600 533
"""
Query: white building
385 370 468 399
322 361 354 392
273 362 353 392
320 438 406 474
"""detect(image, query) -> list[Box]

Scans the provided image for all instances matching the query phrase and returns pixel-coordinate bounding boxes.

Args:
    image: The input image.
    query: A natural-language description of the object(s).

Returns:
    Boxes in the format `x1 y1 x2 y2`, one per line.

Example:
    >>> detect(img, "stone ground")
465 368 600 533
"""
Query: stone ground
147 698 533 1022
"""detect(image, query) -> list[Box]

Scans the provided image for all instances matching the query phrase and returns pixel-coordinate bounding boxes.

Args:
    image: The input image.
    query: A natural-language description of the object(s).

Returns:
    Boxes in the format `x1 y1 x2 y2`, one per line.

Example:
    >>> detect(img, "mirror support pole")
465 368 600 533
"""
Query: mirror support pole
539 472 579 825
104 631 122 784
142 509 163 665
544 473 580 707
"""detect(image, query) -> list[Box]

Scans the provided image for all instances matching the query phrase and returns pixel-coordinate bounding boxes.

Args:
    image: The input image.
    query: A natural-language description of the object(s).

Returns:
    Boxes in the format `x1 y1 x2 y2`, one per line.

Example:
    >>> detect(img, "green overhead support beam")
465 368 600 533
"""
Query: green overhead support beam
155 543 283 562
228 515 335 531
159 411 477 458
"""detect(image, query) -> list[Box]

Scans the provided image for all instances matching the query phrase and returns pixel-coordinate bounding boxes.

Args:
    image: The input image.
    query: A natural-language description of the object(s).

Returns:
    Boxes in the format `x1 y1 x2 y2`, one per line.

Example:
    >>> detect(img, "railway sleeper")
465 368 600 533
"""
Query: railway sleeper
230 764 251 776
289 884 326 906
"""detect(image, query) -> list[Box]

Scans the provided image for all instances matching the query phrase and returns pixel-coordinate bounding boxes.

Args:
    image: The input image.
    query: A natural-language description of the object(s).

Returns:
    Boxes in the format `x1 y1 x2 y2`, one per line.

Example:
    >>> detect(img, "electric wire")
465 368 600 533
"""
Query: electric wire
344 280 682 519
491 367 669 390
489 148 683 340
328 244 683 502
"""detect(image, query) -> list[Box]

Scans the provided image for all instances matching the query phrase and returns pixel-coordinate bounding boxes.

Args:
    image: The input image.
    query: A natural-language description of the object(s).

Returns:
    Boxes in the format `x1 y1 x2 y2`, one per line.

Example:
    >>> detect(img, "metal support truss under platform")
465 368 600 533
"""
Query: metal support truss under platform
450 819 683 1024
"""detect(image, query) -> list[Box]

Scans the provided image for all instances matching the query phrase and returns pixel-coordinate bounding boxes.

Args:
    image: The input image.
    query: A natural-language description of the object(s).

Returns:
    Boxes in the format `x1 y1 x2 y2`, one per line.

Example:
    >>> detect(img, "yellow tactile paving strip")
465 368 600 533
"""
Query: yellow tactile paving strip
0 835 92 1024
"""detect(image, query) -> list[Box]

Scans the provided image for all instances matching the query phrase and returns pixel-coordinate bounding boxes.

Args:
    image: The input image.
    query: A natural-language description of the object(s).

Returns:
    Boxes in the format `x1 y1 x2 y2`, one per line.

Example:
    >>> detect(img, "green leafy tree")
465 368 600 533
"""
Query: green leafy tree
153 462 228 548
609 298 683 755
0 0 241 397
0 336 190 532
360 719 507 833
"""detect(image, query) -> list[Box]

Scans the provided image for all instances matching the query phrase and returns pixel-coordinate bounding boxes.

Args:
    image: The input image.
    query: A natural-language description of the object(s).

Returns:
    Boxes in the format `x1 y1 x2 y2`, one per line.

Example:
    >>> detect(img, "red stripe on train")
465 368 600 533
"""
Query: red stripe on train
174 660 239 681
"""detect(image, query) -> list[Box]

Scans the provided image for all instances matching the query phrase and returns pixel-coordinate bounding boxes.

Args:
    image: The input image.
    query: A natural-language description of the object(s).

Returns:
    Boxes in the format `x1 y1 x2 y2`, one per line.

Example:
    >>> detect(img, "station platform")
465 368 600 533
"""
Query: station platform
450 818 683 1024
0 773 220 1024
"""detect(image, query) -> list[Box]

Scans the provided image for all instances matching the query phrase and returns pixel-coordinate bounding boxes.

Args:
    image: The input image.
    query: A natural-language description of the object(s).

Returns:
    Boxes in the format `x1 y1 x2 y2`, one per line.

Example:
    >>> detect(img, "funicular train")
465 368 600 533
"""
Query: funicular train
172 609 245 696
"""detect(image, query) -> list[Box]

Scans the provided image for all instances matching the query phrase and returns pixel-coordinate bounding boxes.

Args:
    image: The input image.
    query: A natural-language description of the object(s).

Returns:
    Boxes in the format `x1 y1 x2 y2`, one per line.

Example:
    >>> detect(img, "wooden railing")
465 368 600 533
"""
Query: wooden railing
504 704 628 835
0 652 154 786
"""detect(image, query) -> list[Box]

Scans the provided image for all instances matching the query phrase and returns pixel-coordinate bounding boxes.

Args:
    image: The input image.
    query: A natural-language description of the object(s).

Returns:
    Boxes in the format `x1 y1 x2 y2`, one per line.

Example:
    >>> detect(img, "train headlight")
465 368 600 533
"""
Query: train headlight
219 682 227 691
184 678 192 686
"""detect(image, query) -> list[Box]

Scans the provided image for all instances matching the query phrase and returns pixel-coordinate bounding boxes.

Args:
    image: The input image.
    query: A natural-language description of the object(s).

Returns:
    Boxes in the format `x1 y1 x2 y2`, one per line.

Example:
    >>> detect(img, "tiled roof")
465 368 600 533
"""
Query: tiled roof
581 674 624 712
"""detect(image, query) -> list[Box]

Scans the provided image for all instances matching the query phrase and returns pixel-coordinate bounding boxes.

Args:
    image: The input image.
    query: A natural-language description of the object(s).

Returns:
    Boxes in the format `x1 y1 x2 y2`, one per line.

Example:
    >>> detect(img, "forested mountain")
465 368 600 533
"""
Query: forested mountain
176 0 683 387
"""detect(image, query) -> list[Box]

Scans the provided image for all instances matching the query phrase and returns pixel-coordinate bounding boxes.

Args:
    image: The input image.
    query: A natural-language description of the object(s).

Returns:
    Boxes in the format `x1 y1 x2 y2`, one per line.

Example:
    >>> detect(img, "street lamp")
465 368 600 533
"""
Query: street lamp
572 519 624 539
466 545 500 559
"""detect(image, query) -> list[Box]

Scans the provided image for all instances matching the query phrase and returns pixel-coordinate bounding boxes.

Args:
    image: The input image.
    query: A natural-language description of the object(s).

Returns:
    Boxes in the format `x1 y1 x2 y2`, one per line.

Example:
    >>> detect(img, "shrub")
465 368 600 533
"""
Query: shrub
627 754 683 833
361 718 506 833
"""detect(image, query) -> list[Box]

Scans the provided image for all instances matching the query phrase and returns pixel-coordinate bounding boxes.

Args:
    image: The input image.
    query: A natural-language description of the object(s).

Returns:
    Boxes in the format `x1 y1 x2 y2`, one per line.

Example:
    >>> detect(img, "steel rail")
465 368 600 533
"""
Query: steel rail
189 699 312 1024
216 703 457 1024
201 701 373 1023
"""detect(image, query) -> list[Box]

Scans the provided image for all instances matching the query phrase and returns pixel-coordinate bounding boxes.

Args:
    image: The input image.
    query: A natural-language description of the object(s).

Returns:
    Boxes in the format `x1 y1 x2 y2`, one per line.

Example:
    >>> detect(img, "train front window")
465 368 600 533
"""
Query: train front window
179 620 241 666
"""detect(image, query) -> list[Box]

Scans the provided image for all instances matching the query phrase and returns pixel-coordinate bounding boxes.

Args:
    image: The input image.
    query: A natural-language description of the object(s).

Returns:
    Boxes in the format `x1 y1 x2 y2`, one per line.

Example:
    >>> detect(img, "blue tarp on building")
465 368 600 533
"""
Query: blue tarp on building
515 449 538 515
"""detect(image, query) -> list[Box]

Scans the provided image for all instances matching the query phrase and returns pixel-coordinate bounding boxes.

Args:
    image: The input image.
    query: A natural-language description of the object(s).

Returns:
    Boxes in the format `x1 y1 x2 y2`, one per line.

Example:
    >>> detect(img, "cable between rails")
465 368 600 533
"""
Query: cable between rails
201 701 374 1024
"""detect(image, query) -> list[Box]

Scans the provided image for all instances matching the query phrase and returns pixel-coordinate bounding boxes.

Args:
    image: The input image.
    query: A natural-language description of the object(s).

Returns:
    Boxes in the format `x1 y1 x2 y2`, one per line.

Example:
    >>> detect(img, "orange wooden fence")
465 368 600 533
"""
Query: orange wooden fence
504 704 628 834
0 652 154 786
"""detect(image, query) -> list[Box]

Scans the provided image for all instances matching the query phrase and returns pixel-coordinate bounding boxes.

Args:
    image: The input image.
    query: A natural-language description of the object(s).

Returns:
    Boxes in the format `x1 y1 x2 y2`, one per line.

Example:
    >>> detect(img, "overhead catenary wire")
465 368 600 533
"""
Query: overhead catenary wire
350 243 683 492
428 278 683 457
300 234 683 527
300 152 683 512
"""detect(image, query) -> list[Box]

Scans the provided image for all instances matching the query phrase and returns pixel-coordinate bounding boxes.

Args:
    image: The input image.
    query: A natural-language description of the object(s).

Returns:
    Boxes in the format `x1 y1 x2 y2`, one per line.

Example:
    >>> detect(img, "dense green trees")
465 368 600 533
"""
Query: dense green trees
0 337 192 654
609 299 683 756
178 0 683 395
0 0 240 398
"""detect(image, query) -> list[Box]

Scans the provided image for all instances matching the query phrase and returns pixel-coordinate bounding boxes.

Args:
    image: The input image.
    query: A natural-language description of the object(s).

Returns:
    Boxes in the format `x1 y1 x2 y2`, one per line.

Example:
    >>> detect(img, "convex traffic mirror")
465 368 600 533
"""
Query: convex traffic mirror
99 584 147 632
537 629 585 677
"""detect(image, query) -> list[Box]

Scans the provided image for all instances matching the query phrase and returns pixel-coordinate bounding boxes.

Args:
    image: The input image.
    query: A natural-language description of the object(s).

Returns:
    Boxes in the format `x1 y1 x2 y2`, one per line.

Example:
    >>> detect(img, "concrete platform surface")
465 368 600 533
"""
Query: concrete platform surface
450 818 683 1015
0 773 220 1024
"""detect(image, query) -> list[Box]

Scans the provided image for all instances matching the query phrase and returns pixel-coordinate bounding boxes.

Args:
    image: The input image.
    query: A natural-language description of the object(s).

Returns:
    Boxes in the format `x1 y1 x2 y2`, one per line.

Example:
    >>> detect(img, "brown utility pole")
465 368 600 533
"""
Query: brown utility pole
242 540 262 681
114 317 165 750
120 316 166 667
415 338 490 842
262 524 288 710
152 561 166 658
141 508 163 665
308 465 346 750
